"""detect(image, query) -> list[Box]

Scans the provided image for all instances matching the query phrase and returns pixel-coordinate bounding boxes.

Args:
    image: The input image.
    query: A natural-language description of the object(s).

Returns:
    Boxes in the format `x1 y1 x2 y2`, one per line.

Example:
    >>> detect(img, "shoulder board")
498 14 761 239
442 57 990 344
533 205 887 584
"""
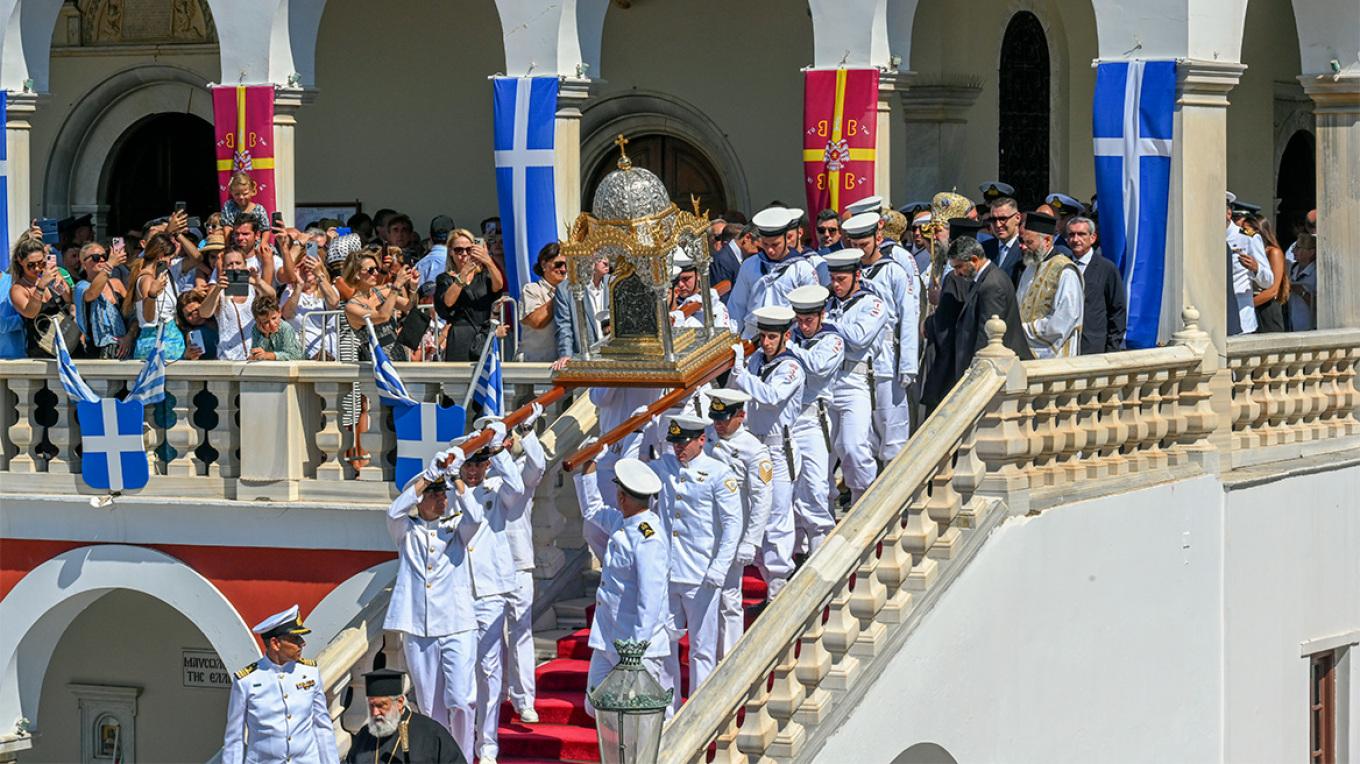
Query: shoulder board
638 522 655 539
236 662 259 679
299 658 316 667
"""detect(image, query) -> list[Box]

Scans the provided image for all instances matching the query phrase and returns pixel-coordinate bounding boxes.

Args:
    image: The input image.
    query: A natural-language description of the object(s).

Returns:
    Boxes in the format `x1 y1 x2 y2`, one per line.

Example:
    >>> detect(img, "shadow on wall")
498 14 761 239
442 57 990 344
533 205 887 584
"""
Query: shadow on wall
891 742 959 764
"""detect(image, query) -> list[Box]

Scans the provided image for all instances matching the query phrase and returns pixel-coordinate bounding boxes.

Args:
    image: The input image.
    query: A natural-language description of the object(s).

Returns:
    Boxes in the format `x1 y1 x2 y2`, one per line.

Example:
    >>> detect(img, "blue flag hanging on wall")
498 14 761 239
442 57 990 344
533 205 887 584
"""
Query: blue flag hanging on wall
77 398 150 492
493 76 559 301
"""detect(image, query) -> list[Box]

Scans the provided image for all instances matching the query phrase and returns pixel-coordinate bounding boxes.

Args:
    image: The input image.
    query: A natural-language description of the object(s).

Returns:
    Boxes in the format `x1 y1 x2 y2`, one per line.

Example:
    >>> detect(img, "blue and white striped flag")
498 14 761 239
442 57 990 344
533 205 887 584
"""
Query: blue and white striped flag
1093 60 1176 349
54 326 99 405
127 322 167 404
1 91 9 270
366 323 418 407
472 337 503 416
493 77 558 300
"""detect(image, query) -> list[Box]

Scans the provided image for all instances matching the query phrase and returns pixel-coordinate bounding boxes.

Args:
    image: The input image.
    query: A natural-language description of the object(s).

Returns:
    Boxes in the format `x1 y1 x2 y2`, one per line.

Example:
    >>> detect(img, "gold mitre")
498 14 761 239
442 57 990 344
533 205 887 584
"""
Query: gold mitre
930 191 973 223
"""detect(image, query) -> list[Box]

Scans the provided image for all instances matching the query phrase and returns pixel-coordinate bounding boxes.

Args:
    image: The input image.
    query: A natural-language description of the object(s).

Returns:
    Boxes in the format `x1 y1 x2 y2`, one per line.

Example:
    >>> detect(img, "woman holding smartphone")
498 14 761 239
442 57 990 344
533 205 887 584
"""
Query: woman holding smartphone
9 238 72 358
340 249 415 362
282 239 341 359
435 228 504 362
201 248 277 360
74 241 135 359
124 233 185 360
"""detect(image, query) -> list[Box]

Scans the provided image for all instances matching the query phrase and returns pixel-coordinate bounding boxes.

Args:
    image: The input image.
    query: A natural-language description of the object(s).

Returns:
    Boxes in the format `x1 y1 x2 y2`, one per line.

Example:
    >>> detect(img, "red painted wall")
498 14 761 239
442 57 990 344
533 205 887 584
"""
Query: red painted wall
0 539 395 632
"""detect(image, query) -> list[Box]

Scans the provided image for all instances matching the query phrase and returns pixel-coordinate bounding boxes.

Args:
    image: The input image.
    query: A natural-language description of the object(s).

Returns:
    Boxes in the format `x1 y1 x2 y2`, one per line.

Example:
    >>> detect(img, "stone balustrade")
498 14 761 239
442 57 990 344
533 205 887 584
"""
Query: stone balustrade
0 359 556 504
1224 328 1360 469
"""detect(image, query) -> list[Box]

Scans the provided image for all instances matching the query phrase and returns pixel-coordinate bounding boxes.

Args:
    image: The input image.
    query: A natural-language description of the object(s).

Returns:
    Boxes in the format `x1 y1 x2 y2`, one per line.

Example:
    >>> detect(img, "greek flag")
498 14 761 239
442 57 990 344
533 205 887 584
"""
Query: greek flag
472 337 503 416
55 330 150 492
54 327 99 405
1 91 9 270
493 77 558 299
366 323 417 407
1093 60 1176 349
127 322 167 405
394 402 466 488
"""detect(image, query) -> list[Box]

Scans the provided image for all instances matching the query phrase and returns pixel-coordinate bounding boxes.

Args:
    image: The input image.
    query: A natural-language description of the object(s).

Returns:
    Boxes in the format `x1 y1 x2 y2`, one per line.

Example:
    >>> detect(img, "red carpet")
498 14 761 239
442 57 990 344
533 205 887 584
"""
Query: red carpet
498 567 767 763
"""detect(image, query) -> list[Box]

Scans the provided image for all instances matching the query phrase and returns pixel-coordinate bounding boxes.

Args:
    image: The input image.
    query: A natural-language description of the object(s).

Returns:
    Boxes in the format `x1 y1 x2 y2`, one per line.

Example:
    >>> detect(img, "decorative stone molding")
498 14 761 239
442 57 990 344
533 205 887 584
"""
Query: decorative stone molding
1175 59 1248 108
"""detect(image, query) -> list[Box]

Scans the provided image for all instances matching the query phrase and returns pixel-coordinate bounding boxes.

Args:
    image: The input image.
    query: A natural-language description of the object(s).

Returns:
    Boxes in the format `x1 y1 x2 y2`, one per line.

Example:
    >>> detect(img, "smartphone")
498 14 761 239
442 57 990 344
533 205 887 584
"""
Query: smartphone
305 240 319 262
112 236 125 252
335 227 351 237
473 237 485 247
174 201 187 214
272 212 284 227
47 248 58 268
156 261 170 279
188 329 205 354
185 216 202 230
226 268 250 297
38 218 60 246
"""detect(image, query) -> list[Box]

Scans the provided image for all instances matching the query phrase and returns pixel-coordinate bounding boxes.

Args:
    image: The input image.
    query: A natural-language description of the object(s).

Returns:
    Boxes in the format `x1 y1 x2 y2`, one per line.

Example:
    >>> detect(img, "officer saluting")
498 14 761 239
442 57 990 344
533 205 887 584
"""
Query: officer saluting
652 414 743 712
785 285 844 555
728 306 806 602
224 605 339 764
704 389 775 657
574 457 671 717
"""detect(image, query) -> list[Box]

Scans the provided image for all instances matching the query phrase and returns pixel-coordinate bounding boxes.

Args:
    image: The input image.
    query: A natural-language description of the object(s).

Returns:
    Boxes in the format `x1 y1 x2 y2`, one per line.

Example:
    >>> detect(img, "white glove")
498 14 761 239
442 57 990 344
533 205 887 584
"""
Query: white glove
581 436 599 451
734 543 756 568
422 449 453 482
730 342 745 374
897 372 916 389
488 421 508 450
444 449 466 476
523 402 544 428
702 567 726 589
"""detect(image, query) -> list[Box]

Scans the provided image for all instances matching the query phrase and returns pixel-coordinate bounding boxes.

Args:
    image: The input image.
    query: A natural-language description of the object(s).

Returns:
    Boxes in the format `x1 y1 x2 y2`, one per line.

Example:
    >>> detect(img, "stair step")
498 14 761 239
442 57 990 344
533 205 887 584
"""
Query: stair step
536 629 579 663
553 597 598 629
534 658 591 692
556 629 593 660
497 721 602 762
499 689 596 727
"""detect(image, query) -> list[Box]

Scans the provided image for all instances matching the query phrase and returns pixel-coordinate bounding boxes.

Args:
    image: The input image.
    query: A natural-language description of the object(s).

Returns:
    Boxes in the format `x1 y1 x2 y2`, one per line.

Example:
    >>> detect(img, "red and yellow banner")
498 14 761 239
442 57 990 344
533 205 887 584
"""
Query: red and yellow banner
212 86 276 212
803 69 878 216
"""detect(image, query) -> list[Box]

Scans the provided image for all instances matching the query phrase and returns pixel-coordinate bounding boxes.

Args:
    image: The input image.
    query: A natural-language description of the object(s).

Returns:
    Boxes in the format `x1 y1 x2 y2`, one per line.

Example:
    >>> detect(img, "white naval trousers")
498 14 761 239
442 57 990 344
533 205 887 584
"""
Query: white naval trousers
663 582 721 714
756 436 795 600
504 569 536 714
474 595 509 758
827 373 877 501
871 376 911 462
402 631 476 759
717 558 746 660
791 402 835 555
585 650 672 719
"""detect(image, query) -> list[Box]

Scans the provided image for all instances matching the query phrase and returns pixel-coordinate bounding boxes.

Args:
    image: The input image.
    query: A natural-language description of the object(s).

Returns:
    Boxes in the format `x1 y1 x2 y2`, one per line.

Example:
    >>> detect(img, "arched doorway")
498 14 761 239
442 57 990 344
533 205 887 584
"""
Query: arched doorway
584 133 729 215
104 113 217 236
1275 129 1315 237
998 11 1050 210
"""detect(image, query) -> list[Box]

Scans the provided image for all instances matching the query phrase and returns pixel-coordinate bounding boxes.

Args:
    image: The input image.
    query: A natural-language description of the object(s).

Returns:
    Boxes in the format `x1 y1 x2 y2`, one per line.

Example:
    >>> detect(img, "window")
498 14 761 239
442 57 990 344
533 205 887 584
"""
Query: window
1311 651 1336 764
998 11 1050 210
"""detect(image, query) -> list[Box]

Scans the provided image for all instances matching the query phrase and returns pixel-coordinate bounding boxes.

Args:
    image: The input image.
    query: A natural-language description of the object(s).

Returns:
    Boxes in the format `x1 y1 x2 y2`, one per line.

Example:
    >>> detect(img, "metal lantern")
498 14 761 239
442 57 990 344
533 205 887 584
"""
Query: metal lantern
587 638 673 764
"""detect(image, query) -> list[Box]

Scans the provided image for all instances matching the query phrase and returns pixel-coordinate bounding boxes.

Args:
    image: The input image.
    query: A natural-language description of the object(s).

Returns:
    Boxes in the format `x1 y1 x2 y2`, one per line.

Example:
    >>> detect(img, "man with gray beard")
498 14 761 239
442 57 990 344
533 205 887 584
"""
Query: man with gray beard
345 669 466 764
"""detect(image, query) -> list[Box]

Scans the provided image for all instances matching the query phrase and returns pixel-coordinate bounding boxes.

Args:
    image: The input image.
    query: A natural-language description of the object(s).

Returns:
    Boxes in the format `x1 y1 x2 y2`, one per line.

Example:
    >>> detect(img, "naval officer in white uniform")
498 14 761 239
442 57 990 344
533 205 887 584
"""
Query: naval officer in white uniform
224 605 339 764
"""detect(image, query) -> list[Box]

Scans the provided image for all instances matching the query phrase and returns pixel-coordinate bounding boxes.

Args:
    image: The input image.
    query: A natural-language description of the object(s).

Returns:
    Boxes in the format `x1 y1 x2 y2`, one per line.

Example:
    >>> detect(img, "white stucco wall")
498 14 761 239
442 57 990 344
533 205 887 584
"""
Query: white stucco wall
820 476 1227 762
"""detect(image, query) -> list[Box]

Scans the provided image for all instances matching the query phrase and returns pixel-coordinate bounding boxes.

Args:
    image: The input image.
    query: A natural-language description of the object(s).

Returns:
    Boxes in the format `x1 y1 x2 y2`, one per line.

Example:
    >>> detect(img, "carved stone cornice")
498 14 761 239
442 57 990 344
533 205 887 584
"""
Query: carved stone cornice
1299 75 1360 114
1175 59 1247 108
899 80 983 124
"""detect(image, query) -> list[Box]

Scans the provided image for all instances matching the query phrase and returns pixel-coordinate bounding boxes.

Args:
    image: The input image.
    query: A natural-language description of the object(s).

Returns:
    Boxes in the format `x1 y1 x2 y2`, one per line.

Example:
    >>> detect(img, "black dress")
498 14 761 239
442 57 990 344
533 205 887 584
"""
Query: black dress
434 270 499 362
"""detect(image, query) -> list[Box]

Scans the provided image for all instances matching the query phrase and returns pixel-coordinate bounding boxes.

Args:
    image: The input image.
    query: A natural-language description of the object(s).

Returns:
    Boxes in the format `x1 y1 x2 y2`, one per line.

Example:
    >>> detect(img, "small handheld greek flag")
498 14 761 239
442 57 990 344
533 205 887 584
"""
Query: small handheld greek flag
472 337 503 416
366 322 417 407
127 322 167 405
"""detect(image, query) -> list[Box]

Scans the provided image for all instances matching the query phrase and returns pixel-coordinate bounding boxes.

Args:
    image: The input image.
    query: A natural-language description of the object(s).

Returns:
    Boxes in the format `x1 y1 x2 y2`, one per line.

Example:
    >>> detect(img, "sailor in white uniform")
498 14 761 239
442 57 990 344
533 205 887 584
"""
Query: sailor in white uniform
704 389 775 658
728 207 819 334
380 451 478 756
670 252 733 332
224 605 340 764
652 414 743 710
574 457 673 718
785 285 845 554
822 251 890 504
842 212 918 461
728 306 805 600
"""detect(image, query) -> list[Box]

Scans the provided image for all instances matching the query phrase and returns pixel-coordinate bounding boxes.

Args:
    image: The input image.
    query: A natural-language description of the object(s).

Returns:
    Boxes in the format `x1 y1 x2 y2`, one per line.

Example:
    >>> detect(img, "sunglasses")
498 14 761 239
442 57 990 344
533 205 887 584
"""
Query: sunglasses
451 247 473 255
816 226 839 235
360 266 381 275
84 253 109 263
551 261 567 269
23 260 45 270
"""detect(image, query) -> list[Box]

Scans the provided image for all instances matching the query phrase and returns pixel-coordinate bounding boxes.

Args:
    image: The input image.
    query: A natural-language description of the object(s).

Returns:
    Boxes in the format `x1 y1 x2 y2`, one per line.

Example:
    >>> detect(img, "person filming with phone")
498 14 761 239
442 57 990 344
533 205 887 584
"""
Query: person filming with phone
125 233 186 360
74 241 137 359
201 248 278 360
435 228 504 363
9 235 73 359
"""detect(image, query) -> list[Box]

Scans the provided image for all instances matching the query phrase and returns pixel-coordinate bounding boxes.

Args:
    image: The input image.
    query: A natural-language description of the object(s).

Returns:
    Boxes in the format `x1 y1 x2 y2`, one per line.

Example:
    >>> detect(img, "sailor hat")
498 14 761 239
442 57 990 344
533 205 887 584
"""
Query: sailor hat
751 305 797 332
788 284 831 314
666 414 712 442
899 201 930 217
708 389 752 421
1045 193 1085 216
785 208 807 227
841 212 882 239
845 196 884 217
253 605 311 640
979 181 1016 201
754 207 795 237
673 251 696 271
823 251 863 273
613 458 663 498
473 414 503 431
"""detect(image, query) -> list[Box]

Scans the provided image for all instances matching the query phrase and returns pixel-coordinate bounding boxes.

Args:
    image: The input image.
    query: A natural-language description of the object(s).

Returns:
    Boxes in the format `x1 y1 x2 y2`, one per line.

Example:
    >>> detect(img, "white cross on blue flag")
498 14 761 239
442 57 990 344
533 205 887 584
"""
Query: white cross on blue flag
493 77 559 300
1093 60 1177 349
53 330 150 492
394 402 467 488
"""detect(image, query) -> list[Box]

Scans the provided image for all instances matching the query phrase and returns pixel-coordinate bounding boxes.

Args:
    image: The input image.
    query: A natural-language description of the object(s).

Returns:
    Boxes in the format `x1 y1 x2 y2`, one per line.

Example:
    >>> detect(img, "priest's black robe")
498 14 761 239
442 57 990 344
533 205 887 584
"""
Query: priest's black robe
344 708 466 764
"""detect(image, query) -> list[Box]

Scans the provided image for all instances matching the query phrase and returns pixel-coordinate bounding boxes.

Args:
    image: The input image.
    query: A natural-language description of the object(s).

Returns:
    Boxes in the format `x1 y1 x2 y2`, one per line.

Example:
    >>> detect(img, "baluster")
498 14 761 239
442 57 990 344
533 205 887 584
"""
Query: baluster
926 454 962 559
1025 389 1052 488
734 674 777 760
313 381 347 481
820 579 861 691
7 378 41 473
1339 349 1360 437
901 487 939 591
849 543 887 659
709 715 747 764
1140 376 1168 471
952 429 991 528
874 509 915 623
1102 385 1130 476
1262 354 1287 447
0 378 13 471
1078 385 1108 479
1279 352 1305 444
44 381 75 474
766 641 808 758
1048 382 1080 485
793 610 832 726
164 378 201 477
1160 371 1188 467
353 383 384 482
204 379 240 478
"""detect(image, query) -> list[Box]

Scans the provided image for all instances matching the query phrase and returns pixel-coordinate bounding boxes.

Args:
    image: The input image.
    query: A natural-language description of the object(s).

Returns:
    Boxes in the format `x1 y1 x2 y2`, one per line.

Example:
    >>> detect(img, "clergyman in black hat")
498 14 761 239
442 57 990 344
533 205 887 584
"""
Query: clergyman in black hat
345 669 467 764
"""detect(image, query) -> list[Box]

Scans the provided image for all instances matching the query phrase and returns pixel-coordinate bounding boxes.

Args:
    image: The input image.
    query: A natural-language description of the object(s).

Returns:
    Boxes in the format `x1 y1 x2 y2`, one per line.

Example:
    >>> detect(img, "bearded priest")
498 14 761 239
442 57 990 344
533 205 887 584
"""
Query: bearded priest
345 669 467 764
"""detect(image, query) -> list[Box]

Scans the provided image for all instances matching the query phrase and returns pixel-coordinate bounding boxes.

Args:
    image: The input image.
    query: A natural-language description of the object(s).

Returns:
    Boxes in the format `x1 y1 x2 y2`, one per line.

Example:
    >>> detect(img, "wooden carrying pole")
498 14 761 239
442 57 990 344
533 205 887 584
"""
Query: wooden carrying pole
441 385 569 465
561 340 754 472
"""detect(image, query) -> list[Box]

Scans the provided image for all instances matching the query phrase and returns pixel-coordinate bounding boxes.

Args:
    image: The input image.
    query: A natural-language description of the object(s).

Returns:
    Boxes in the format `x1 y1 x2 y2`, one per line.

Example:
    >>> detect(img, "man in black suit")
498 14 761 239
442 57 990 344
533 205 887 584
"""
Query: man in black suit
981 197 1025 282
950 232 1033 381
1066 216 1127 355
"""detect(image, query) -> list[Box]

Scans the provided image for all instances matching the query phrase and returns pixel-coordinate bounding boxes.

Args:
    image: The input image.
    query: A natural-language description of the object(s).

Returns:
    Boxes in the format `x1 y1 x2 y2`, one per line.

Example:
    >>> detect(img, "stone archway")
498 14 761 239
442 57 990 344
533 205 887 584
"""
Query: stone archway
580 91 750 215
0 544 257 734
41 64 213 235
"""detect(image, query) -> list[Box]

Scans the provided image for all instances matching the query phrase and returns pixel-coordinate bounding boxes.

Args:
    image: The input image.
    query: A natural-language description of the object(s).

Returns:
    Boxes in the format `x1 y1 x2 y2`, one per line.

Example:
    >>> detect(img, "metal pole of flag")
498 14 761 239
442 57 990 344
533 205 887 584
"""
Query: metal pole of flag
462 314 502 412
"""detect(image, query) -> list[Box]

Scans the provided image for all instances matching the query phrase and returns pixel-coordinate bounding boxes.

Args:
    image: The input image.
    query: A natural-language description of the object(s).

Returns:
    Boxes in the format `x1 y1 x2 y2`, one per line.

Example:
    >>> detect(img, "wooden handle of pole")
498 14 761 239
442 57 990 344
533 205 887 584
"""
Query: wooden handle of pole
676 280 731 319
441 385 569 465
561 340 755 473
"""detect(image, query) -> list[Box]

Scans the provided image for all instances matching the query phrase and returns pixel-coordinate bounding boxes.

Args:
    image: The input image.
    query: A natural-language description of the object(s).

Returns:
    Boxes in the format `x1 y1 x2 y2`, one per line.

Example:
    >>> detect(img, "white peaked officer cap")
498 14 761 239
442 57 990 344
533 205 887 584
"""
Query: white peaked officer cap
841 212 882 239
788 284 831 314
253 604 311 638
845 196 884 217
823 251 863 273
673 251 695 270
708 389 751 420
666 414 713 442
753 207 794 237
613 458 663 498
473 414 503 431
751 305 796 332
913 211 932 225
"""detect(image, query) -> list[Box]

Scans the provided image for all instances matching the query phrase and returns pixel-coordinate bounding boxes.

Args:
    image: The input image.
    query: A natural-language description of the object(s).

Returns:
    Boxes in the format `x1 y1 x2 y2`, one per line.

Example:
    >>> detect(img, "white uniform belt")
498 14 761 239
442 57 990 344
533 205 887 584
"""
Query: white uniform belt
760 432 785 447
841 359 870 375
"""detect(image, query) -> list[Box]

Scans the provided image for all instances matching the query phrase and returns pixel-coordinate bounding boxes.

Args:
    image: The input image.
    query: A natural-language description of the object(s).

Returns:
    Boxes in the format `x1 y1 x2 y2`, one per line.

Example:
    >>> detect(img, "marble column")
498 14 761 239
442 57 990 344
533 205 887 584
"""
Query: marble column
875 71 914 204
6 91 38 247
1301 76 1360 331
1161 60 1245 351
899 82 982 204
272 88 316 227
554 78 595 235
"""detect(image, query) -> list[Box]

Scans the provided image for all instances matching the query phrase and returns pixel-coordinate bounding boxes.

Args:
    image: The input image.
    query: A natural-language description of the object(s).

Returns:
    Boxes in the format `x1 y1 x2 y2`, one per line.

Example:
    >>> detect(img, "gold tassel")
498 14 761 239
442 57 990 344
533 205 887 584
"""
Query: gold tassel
399 718 409 753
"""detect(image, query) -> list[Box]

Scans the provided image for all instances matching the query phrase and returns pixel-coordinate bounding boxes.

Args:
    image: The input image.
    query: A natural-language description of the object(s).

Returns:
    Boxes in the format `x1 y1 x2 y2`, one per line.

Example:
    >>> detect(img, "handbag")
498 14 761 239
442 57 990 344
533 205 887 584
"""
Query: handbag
35 310 82 358
397 305 431 350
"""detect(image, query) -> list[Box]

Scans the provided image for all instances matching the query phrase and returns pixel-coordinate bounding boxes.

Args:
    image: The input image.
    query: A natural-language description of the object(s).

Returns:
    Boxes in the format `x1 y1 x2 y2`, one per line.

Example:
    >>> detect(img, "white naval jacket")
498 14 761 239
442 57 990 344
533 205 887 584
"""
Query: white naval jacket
504 432 547 571
651 451 743 586
575 470 671 658
452 448 525 599
826 286 890 366
789 324 845 406
861 255 919 380
705 425 775 552
383 482 478 638
730 349 805 440
223 654 338 764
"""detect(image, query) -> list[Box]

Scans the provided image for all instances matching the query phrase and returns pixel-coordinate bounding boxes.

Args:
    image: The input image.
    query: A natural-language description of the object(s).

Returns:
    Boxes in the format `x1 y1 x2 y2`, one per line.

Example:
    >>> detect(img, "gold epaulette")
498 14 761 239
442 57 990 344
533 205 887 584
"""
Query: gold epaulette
235 662 259 679
299 658 316 667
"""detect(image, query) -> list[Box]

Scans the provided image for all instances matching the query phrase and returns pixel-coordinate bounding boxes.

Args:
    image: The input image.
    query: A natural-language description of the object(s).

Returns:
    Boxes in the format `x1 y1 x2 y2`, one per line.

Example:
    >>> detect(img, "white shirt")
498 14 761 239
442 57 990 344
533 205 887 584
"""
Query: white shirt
825 287 890 365
1227 221 1274 334
223 654 338 764
728 253 819 335
705 426 775 552
215 289 256 361
517 280 559 362
504 432 547 571
284 288 336 358
383 483 478 637
730 350 805 440
651 451 743 585
861 254 919 380
452 448 526 598
789 325 845 406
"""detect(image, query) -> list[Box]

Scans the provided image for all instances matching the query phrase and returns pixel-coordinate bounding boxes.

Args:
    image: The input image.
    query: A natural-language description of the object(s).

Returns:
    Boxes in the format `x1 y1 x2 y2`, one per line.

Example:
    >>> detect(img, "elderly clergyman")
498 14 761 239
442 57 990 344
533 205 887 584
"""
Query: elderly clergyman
345 669 466 764
1015 211 1084 359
